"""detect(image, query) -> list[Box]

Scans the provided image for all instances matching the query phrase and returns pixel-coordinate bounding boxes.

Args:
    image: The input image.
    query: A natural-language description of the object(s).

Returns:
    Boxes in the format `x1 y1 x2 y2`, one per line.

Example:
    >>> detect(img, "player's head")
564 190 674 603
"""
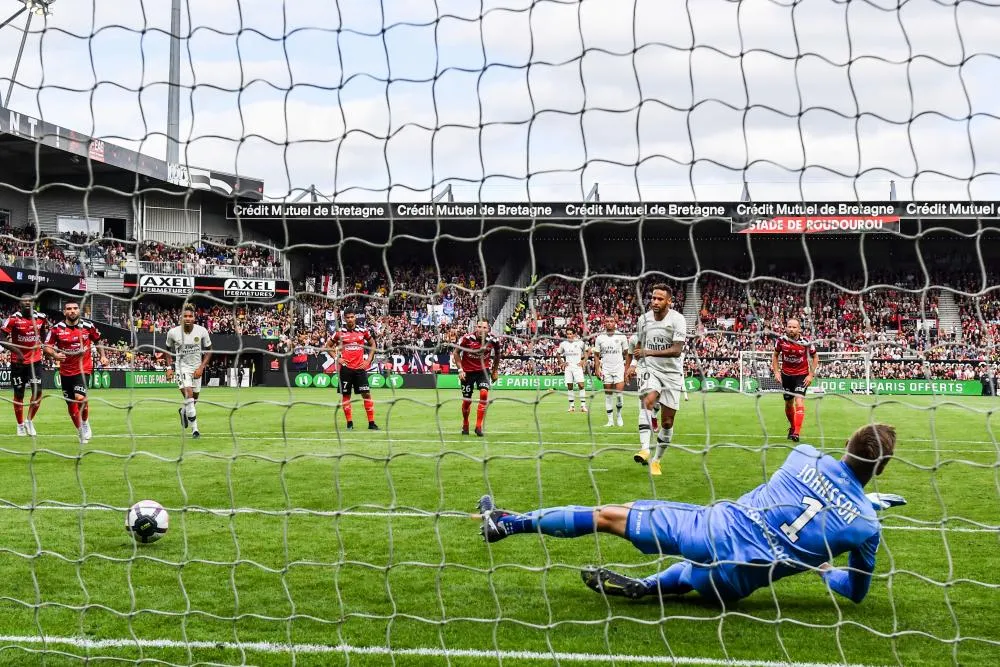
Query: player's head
343 310 357 328
182 304 196 328
63 301 80 324
843 423 896 485
19 293 33 313
786 318 802 338
565 328 577 340
650 283 673 315
475 319 490 338
603 316 616 333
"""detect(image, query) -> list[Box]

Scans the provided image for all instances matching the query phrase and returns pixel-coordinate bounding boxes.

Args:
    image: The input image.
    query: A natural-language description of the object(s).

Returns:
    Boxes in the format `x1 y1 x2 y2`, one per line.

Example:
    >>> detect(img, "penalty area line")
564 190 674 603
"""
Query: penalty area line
0 634 890 666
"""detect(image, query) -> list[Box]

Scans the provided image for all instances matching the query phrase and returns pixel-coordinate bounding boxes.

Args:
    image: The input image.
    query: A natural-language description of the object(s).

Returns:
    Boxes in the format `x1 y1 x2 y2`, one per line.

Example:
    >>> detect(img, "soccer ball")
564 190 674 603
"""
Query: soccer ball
125 500 169 544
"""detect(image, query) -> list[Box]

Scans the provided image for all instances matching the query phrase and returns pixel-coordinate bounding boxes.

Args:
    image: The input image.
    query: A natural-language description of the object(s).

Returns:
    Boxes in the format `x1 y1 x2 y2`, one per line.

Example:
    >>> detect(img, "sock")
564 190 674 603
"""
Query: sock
28 398 40 420
476 389 488 430
615 392 624 416
342 396 353 422
184 398 196 420
793 404 805 435
567 390 575 408
578 388 587 407
653 427 673 462
643 562 694 596
13 400 24 425
604 393 614 419
461 399 471 427
784 401 794 426
638 407 652 452
651 405 659 431
68 402 82 428
82 401 90 423
364 398 375 423
498 506 596 537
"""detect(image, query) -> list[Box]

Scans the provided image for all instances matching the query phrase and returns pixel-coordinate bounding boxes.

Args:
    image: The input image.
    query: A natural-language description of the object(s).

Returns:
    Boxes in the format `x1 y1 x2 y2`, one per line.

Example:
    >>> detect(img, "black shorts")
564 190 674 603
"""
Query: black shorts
339 367 370 396
60 374 88 401
11 362 44 392
461 369 491 399
781 373 808 398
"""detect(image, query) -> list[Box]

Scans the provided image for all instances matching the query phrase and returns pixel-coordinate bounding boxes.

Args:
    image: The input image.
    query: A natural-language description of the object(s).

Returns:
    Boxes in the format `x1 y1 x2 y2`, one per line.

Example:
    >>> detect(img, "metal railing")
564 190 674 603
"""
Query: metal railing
137 260 287 280
0 255 84 276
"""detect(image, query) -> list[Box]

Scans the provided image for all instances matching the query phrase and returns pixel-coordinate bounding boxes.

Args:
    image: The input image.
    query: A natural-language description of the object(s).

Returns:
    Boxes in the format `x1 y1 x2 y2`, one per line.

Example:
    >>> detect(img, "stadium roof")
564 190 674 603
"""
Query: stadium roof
0 104 263 200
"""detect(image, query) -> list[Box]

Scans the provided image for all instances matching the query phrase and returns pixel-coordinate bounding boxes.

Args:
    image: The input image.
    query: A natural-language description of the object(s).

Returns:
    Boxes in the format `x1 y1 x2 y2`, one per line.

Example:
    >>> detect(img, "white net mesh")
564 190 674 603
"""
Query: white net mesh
0 0 998 665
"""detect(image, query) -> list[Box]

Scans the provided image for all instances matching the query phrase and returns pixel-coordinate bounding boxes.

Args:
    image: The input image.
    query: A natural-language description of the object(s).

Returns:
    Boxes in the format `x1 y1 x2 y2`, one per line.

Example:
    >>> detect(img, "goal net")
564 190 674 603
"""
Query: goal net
0 0 998 665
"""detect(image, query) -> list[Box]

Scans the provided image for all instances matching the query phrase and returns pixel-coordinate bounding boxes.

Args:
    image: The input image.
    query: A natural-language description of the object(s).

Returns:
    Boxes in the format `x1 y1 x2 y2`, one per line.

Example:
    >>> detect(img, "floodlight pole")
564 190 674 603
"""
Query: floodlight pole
166 0 182 164
3 7 30 107
585 182 599 202
432 185 454 203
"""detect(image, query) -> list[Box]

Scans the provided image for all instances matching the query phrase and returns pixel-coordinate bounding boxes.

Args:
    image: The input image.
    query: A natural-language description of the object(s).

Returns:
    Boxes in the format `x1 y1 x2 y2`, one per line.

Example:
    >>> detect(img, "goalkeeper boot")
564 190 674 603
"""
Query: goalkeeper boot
633 449 650 466
581 567 648 600
477 495 515 543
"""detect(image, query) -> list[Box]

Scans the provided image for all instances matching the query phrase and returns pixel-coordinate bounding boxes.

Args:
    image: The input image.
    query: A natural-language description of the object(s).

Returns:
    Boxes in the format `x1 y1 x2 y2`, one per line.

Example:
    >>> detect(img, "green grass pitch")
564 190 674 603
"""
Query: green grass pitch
0 387 997 666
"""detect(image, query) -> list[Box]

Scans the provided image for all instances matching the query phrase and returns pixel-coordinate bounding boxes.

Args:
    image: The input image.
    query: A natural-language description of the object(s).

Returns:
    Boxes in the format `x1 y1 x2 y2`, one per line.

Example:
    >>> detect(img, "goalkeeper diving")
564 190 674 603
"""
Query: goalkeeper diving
477 423 906 604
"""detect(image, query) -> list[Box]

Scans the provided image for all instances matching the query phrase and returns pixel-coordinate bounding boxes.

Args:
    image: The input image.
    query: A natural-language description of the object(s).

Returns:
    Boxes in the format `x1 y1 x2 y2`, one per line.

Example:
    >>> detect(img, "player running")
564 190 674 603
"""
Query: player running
772 318 819 442
558 328 588 413
593 317 629 427
326 310 379 431
1 294 48 436
43 302 107 444
626 284 687 477
452 320 500 437
164 305 213 439
477 423 905 606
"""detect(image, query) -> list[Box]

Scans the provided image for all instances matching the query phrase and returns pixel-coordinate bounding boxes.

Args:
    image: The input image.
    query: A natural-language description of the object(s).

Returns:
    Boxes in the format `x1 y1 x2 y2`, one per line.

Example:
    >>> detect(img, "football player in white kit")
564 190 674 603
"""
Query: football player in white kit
164 304 213 438
592 316 629 426
558 328 588 413
625 284 687 477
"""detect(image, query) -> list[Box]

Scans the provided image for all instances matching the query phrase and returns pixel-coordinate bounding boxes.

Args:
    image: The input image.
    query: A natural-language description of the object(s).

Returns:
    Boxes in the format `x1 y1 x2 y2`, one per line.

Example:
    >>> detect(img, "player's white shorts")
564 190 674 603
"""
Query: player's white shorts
638 369 683 410
564 366 585 386
176 371 202 393
601 368 625 386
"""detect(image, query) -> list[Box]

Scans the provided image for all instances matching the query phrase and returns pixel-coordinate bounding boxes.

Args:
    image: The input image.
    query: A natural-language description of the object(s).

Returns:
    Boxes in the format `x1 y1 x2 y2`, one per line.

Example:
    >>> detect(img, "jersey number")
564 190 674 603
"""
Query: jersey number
779 496 823 543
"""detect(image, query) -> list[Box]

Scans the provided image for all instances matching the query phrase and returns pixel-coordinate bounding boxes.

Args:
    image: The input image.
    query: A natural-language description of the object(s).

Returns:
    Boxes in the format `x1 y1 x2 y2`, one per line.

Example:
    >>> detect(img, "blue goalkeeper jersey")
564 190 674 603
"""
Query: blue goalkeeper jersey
715 444 881 601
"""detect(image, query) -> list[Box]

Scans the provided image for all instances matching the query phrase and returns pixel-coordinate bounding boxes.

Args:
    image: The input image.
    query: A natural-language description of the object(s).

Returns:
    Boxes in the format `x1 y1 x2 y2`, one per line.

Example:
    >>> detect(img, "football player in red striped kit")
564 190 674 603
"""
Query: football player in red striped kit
452 320 500 437
326 310 379 430
771 318 819 442
1 294 48 436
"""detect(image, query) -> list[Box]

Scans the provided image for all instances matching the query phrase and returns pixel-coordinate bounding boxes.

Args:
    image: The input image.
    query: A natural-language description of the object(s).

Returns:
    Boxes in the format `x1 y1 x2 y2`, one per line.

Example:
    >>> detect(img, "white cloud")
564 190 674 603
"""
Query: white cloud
0 0 997 201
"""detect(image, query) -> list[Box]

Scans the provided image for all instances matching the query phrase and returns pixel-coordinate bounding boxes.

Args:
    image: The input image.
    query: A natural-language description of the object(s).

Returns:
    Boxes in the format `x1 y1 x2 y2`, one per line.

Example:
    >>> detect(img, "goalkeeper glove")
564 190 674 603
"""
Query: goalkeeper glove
866 492 907 511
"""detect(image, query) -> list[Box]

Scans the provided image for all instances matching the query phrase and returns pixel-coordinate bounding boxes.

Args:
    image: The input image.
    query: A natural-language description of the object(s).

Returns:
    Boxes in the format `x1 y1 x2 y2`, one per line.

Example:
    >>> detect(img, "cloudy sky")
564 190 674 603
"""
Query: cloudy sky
1 0 999 201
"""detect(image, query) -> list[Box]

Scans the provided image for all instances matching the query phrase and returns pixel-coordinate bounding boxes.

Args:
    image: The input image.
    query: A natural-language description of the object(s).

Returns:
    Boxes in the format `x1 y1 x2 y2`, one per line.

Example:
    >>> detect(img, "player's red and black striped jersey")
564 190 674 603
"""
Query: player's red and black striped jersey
83 331 95 373
456 332 499 372
1 310 48 364
775 335 816 376
331 327 373 370
45 320 101 377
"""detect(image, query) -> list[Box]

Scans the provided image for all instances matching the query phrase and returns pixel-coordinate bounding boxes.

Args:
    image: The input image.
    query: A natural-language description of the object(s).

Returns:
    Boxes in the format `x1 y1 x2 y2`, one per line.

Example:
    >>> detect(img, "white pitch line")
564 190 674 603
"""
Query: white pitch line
0 502 994 533
0 634 890 667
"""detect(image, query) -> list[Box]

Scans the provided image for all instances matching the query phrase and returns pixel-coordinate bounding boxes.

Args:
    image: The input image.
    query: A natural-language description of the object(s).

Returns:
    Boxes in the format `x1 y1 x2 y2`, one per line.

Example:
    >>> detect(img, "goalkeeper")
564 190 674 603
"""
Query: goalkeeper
478 423 904 604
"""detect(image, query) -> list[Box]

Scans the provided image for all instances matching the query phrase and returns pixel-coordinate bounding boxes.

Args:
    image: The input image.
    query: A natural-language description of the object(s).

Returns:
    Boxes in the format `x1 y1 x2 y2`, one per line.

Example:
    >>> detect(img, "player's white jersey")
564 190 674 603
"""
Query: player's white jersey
593 332 629 371
165 324 212 373
633 309 687 377
558 339 586 367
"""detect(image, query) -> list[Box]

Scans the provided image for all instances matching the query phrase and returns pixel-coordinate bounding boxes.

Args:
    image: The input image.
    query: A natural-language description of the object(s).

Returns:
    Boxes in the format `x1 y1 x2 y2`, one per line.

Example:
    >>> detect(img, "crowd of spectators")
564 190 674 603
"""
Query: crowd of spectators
0 224 84 275
138 238 282 276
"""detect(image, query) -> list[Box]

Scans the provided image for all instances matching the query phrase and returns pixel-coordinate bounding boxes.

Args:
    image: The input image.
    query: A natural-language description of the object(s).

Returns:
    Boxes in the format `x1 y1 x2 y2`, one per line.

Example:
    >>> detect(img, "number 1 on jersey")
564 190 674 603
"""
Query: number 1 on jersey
780 496 824 543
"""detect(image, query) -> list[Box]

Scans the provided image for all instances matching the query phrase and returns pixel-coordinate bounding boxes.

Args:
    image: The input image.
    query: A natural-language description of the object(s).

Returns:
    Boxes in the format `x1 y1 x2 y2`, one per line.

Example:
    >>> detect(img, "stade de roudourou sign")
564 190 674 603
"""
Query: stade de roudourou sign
123 274 290 300
226 200 1000 234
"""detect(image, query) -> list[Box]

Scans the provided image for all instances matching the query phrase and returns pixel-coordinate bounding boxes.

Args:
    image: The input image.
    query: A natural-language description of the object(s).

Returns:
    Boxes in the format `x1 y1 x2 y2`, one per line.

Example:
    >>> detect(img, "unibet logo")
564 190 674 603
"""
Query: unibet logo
387 374 404 388
294 373 313 387
368 374 386 388
313 373 331 388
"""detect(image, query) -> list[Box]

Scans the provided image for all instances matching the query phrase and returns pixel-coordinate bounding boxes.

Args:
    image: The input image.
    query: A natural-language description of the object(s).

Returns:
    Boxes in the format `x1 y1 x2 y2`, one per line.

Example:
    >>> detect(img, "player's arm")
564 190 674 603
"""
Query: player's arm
624 336 637 380
806 345 820 385
43 330 65 361
771 341 782 382
489 339 501 382
451 338 466 380
635 341 684 359
593 344 602 377
818 531 879 604
365 330 376 368
195 345 213 379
